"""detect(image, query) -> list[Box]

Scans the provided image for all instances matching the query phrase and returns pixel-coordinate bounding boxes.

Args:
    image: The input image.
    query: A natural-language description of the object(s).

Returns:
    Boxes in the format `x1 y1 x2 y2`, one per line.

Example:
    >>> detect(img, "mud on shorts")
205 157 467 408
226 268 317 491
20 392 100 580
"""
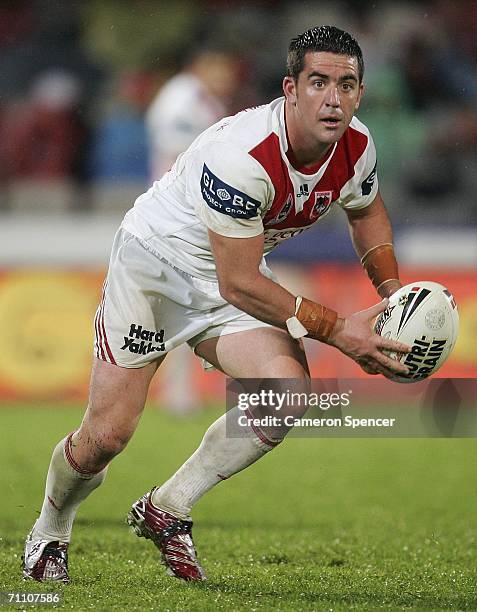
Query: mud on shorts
94 228 274 369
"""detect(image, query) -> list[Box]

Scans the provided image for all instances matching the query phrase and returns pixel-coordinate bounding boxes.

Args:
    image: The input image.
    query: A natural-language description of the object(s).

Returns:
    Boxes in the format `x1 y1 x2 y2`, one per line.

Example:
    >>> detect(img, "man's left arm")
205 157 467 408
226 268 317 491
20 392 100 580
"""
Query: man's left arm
346 190 401 298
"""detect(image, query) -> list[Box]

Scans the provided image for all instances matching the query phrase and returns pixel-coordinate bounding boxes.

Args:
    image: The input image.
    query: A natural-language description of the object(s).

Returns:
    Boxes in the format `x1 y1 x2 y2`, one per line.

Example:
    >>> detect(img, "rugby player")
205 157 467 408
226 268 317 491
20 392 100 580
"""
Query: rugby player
23 25 409 583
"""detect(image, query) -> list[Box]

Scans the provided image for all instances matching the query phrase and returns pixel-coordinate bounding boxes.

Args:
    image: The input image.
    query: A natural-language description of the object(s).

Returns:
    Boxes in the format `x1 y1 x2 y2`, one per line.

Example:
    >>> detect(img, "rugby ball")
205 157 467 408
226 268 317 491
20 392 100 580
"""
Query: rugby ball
373 281 459 383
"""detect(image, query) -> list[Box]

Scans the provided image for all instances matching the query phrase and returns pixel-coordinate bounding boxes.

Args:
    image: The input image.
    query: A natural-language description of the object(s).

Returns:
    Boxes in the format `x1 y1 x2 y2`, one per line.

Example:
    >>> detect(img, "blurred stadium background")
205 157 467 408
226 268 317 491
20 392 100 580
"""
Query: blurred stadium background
0 0 476 404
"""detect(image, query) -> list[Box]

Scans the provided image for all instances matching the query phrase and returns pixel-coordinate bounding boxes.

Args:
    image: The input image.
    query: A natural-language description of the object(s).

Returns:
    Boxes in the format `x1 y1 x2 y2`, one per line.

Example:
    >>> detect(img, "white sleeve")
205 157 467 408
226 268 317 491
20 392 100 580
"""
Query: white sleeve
188 143 271 238
339 134 378 211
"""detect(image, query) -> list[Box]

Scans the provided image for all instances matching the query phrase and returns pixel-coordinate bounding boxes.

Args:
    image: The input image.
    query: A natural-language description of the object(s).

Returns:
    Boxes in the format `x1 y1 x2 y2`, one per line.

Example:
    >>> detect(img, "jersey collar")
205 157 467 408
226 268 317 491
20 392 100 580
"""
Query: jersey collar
275 98 337 178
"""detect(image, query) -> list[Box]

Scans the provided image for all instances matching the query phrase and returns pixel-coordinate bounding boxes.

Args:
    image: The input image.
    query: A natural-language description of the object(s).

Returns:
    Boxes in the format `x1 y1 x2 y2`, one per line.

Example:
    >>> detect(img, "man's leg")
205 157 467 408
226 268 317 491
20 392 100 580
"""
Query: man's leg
127 327 308 582
151 327 309 517
24 355 163 583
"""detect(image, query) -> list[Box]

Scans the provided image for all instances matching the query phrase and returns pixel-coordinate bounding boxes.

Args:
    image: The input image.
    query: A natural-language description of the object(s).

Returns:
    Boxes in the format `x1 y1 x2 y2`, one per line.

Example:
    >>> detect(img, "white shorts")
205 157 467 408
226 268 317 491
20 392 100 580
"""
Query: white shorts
94 228 274 368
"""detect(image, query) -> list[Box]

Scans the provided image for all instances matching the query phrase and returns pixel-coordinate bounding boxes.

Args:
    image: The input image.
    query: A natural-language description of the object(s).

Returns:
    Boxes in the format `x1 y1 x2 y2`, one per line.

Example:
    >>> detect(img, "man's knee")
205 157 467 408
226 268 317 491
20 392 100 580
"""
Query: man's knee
265 371 311 418
240 372 310 444
76 359 158 469
93 425 132 458
73 405 137 470
88 411 135 450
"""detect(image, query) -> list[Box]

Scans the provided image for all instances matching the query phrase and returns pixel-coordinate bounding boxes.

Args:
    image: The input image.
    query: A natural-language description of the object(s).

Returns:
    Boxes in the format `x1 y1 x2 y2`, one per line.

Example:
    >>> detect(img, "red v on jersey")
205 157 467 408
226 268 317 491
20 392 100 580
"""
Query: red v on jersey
250 125 368 231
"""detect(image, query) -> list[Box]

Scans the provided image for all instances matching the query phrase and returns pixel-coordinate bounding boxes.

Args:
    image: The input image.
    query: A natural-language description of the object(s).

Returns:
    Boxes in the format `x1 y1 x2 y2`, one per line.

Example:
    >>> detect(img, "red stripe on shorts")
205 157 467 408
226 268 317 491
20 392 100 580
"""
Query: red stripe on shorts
94 302 106 361
93 306 104 360
100 282 116 365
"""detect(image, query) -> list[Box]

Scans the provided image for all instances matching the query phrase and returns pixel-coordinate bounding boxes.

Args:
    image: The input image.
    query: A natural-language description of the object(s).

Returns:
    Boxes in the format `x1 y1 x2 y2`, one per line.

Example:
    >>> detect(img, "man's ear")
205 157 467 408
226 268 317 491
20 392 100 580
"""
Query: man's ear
283 76 297 105
355 82 365 110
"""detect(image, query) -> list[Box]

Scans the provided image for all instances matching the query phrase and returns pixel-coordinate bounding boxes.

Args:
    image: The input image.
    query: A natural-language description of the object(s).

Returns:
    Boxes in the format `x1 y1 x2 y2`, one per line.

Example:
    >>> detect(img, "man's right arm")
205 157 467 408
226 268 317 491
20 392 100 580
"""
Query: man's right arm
210 229 296 326
209 228 410 377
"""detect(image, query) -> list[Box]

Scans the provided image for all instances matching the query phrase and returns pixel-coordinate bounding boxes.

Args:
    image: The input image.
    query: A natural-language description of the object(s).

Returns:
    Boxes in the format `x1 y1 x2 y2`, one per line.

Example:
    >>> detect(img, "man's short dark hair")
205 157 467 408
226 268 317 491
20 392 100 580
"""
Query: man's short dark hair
287 25 364 82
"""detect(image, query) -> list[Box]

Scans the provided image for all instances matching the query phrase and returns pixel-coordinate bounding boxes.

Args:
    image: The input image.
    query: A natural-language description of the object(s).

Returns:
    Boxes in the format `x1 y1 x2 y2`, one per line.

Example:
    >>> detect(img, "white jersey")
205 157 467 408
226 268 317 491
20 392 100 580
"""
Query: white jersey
146 73 226 179
123 97 378 281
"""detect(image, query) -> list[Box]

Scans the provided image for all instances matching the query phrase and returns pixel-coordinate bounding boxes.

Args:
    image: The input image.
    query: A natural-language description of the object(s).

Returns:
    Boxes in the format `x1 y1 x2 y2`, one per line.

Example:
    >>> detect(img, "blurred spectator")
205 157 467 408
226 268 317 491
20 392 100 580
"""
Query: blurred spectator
405 105 477 211
400 36 439 112
1 70 88 183
89 71 157 182
147 47 242 179
432 0 477 105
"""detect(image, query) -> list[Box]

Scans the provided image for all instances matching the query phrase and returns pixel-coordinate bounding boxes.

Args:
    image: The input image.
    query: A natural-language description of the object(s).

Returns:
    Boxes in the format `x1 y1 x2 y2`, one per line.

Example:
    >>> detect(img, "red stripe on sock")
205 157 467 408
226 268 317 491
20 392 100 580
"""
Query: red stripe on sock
244 409 281 448
64 432 99 476
47 495 60 510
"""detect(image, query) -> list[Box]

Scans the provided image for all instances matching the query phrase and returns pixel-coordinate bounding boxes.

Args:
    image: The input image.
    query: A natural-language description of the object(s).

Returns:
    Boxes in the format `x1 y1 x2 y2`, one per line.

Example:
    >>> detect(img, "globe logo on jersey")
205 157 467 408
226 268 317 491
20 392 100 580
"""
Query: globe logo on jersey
216 189 231 201
200 164 260 219
309 191 332 220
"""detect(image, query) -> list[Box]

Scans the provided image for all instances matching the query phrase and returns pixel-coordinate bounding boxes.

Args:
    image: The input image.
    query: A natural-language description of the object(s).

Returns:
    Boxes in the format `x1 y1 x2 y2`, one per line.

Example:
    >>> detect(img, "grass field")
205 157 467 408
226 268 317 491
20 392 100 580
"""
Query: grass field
1 404 477 611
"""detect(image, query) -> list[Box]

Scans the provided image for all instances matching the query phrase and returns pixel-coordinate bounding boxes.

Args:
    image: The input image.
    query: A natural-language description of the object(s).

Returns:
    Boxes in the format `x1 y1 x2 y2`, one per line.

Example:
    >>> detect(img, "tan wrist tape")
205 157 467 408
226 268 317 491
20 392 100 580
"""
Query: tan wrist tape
376 278 401 294
361 243 399 290
296 296 338 342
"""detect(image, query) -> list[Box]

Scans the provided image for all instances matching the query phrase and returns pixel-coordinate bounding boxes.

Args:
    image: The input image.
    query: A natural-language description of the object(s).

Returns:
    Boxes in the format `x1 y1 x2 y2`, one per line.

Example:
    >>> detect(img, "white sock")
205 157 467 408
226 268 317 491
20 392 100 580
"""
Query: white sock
32 433 107 543
151 406 281 519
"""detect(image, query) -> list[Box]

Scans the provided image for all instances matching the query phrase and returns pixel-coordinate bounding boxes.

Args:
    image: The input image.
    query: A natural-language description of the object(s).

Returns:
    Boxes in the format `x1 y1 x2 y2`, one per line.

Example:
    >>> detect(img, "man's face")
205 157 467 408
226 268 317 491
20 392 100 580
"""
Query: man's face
283 51 364 146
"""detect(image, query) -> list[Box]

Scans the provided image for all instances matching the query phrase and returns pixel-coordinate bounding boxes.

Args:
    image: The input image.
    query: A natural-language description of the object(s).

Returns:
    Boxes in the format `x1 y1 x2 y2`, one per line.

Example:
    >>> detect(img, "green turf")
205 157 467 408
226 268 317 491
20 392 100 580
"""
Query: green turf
1 404 476 610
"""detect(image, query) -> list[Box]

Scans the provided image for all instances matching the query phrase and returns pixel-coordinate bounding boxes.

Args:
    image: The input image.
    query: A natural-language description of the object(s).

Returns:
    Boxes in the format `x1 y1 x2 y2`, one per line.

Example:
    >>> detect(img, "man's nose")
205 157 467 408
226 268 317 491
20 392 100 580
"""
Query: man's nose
325 86 340 107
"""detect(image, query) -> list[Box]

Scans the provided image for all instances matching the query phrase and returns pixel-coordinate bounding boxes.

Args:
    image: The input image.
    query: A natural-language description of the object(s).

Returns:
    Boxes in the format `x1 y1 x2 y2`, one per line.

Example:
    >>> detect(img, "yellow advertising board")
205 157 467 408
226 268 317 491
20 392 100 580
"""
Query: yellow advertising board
0 270 102 399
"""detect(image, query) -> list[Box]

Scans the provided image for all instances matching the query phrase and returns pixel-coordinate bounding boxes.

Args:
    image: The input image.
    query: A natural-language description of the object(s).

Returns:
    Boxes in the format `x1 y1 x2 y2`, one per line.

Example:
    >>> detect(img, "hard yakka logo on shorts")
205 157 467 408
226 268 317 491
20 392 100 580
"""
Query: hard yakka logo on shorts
121 324 166 354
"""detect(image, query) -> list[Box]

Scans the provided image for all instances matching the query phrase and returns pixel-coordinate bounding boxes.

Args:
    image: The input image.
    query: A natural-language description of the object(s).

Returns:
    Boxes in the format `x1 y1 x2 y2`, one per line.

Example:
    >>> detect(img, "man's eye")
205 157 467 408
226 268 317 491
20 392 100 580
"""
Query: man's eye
313 81 324 88
341 83 354 91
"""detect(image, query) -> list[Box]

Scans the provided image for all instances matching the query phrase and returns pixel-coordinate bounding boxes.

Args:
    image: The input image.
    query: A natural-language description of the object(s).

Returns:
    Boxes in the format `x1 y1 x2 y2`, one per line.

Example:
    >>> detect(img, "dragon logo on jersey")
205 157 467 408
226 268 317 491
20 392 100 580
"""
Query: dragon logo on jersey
266 193 293 226
361 160 377 196
201 164 260 219
310 191 332 220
